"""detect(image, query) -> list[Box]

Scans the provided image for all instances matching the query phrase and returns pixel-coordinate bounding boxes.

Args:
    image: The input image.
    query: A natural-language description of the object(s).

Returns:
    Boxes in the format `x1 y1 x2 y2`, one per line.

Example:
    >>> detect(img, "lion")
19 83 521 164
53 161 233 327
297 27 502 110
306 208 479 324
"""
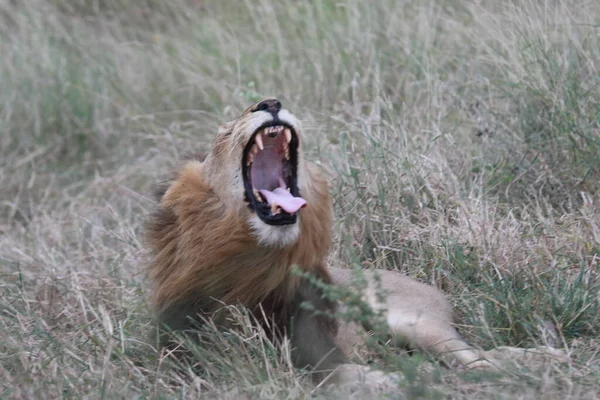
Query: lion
145 98 565 388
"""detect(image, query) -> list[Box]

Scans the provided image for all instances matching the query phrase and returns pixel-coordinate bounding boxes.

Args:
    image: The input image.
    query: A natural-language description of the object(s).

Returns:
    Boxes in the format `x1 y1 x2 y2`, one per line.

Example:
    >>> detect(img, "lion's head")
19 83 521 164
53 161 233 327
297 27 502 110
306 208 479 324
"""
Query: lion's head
203 98 308 247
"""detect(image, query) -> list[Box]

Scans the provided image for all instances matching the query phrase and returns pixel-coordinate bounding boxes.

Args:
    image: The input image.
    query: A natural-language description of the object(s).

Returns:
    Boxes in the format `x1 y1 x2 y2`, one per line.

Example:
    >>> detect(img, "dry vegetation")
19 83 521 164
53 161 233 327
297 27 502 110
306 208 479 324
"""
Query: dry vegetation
1 0 599 398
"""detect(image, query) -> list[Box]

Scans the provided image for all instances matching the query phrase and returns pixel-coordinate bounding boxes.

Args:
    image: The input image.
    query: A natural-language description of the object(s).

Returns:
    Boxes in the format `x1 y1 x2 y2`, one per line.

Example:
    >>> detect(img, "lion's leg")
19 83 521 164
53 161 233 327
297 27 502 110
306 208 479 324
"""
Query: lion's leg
289 278 349 374
382 299 492 368
354 270 567 368
330 267 493 369
153 296 232 358
291 276 400 388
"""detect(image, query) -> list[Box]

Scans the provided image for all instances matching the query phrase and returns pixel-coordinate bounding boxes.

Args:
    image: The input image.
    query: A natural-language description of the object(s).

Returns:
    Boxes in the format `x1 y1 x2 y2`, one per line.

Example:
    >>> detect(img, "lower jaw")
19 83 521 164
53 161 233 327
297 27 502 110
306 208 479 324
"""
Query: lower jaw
255 211 298 226
244 183 302 225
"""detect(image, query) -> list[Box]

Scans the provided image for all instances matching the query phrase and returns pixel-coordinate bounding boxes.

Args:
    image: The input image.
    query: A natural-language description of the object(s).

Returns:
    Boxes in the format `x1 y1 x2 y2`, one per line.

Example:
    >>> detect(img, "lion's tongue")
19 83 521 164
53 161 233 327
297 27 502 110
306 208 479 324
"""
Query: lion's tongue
259 187 306 213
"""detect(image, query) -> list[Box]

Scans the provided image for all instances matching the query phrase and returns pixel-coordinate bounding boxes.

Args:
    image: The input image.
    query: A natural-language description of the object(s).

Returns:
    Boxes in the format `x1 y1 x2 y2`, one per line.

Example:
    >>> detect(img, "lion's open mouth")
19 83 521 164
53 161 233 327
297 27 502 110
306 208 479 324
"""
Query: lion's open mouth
242 122 305 226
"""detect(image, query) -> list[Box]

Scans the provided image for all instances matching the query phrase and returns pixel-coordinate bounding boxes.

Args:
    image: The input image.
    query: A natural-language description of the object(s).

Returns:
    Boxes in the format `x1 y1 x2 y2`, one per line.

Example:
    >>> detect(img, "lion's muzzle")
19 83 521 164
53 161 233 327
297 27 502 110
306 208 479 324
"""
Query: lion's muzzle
242 102 304 226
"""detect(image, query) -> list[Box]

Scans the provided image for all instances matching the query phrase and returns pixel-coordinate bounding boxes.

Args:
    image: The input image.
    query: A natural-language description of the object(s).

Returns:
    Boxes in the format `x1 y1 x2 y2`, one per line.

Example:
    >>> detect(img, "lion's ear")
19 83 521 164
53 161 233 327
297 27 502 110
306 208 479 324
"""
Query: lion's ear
217 120 236 136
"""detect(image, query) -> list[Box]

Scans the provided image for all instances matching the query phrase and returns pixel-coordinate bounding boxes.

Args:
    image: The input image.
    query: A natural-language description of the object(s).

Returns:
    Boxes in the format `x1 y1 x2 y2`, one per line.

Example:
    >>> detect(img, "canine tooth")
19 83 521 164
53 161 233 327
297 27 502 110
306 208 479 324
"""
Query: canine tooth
253 189 263 202
271 202 280 214
255 134 264 150
284 128 292 143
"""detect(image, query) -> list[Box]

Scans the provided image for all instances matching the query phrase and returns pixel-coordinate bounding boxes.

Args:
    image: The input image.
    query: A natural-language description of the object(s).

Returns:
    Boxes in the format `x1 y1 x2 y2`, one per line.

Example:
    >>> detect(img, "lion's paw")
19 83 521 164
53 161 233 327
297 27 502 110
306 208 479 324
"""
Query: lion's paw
325 363 400 391
482 345 569 369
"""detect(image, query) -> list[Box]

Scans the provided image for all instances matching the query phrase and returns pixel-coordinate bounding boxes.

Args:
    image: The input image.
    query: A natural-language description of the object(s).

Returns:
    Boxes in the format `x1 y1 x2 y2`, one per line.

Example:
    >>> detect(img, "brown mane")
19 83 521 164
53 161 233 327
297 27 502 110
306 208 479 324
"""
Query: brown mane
144 103 341 375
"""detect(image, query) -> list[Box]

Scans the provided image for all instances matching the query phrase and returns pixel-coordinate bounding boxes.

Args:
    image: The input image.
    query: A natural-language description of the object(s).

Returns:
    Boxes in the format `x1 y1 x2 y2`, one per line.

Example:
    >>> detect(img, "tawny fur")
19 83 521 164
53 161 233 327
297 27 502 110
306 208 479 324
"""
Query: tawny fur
146 99 350 382
147 159 331 312
145 99 566 389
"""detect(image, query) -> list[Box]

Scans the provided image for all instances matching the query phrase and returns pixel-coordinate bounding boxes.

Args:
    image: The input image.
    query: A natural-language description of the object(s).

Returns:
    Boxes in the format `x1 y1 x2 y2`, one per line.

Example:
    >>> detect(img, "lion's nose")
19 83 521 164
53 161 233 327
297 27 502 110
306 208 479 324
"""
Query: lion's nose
253 99 282 115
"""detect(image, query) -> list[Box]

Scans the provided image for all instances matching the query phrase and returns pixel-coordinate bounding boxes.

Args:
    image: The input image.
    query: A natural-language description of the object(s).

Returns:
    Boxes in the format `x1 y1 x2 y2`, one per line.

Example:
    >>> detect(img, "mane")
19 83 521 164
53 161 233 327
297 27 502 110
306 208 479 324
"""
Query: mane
146 158 333 313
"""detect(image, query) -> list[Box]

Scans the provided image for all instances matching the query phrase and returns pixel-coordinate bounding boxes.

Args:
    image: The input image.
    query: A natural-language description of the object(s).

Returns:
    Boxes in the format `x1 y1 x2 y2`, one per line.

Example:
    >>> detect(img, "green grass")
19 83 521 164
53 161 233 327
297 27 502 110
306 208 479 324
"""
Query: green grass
1 0 600 398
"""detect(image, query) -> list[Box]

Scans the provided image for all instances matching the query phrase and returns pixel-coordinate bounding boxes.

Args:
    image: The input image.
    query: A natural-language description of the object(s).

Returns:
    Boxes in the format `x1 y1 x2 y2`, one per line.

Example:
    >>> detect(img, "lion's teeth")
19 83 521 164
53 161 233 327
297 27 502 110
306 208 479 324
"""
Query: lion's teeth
255 134 264 150
247 153 254 165
253 189 263 202
284 147 289 160
284 128 292 143
271 202 280 214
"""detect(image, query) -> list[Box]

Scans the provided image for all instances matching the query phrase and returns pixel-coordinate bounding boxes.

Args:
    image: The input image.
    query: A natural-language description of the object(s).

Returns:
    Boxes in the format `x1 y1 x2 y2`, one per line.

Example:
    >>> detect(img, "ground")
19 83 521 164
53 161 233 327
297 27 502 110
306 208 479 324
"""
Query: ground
1 1 599 399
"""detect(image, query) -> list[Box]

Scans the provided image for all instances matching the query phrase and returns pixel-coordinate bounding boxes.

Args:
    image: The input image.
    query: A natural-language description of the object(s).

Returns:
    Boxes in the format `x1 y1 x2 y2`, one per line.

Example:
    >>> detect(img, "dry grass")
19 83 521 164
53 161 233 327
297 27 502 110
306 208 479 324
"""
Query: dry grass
1 0 599 398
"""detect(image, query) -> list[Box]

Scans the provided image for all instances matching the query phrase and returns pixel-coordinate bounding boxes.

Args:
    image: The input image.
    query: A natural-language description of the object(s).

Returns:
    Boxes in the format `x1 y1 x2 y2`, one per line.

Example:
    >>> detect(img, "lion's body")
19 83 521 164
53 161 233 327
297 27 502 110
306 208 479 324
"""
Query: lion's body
146 101 355 380
145 99 564 388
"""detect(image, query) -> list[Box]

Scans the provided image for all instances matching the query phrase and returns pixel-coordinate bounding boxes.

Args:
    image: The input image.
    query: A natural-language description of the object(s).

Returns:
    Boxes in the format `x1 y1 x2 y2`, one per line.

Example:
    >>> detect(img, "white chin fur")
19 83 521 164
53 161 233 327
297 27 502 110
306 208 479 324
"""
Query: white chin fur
248 214 300 248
